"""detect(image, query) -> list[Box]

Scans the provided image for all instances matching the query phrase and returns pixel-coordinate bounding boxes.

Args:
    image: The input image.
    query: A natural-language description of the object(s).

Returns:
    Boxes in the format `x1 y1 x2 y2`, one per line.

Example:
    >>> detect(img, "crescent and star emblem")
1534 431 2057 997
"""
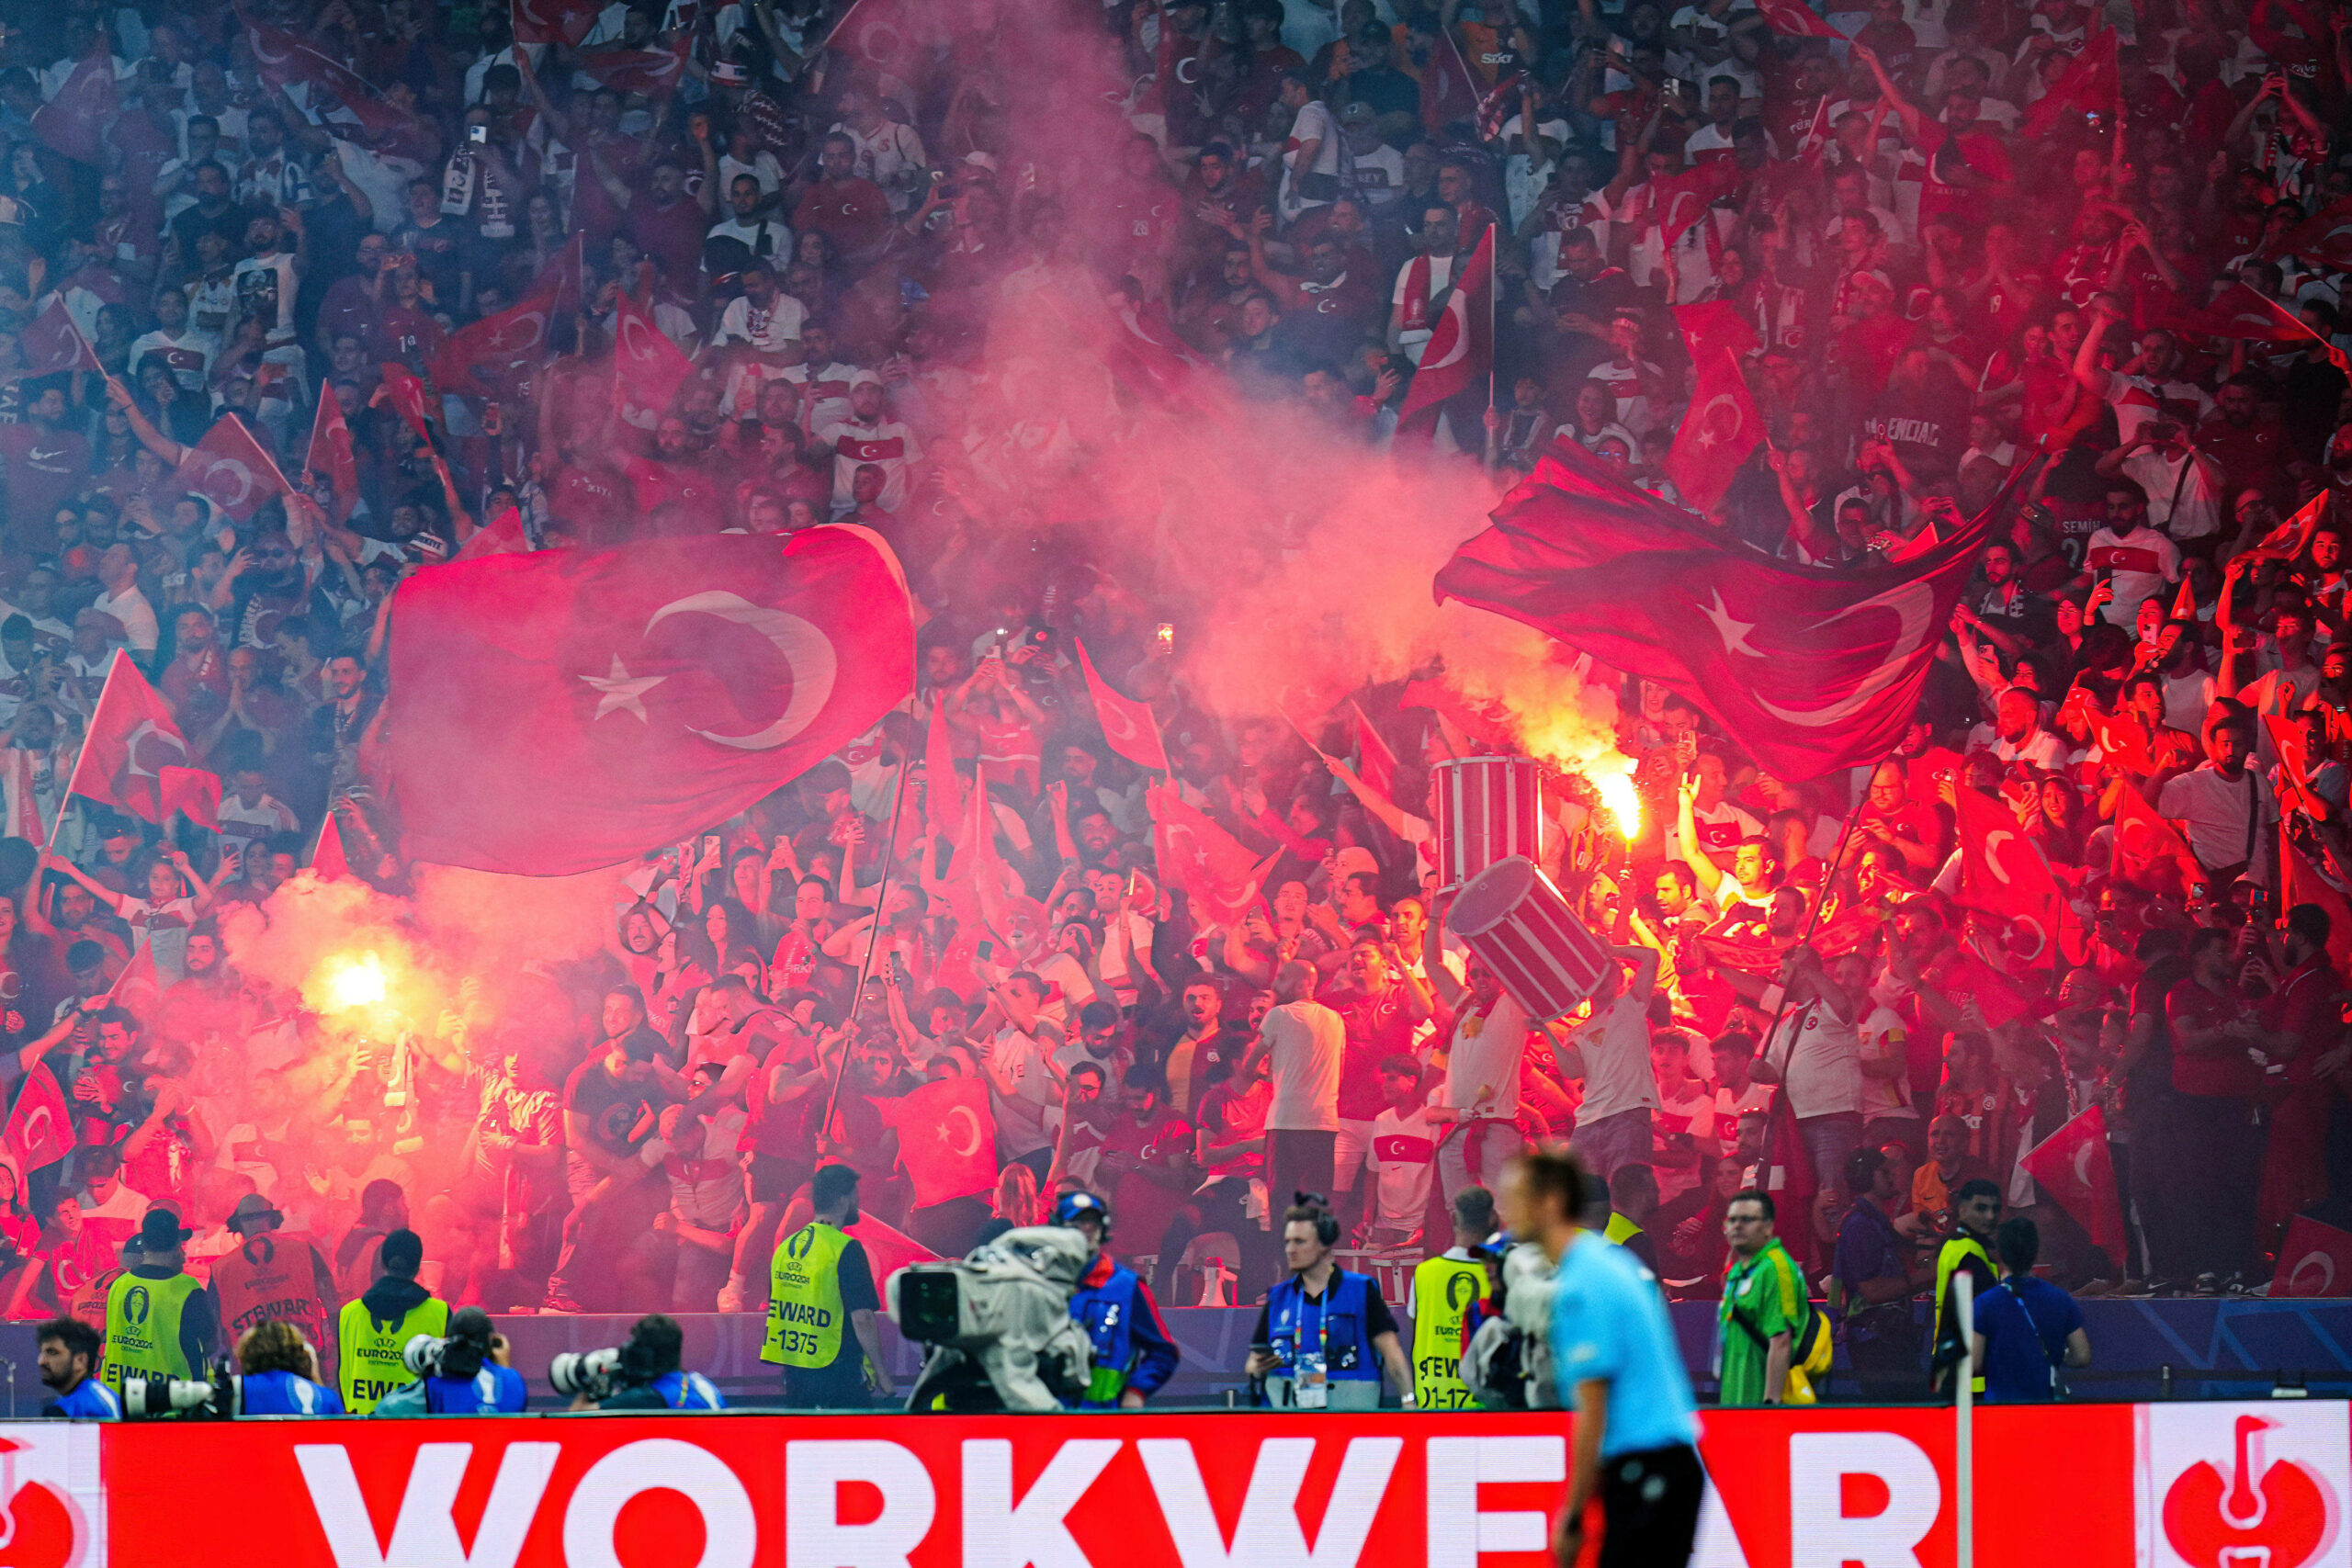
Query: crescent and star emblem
1701 581 1937 728
579 592 837 751
943 1104 983 1158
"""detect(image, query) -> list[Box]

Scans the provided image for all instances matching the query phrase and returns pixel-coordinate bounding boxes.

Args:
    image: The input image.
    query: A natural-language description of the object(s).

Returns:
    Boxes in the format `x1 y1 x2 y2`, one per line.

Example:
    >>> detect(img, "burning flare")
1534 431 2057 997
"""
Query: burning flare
316 951 390 1013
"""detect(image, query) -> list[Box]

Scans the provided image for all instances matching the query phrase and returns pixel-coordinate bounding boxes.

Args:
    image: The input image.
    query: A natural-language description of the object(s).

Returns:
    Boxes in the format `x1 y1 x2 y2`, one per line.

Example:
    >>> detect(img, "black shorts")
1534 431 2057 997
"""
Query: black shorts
1598 1443 1703 1568
746 1154 810 1205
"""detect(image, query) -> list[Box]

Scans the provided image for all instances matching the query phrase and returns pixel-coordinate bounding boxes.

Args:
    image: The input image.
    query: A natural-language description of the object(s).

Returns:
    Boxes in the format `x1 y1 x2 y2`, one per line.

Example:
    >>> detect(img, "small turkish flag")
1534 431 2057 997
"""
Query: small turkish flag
66 652 220 829
2271 1215 2352 1297
1666 349 1763 512
175 414 291 524
1150 784 1277 929
613 287 695 430
100 939 162 1015
2171 283 2307 344
2278 831 2352 972
1671 301 1759 376
1754 0 1848 38
432 288 558 399
450 506 529 564
578 36 690 97
311 811 351 881
1 1065 70 1173
381 525 912 874
876 1077 998 1207
2114 780 2201 887
1955 786 2074 966
1076 640 1169 773
512 0 605 46
12 299 100 379
373 363 435 443
305 385 360 518
2018 1103 2125 1259
842 1213 944 1292
1419 22 1482 136
1396 225 1494 439
29 42 115 165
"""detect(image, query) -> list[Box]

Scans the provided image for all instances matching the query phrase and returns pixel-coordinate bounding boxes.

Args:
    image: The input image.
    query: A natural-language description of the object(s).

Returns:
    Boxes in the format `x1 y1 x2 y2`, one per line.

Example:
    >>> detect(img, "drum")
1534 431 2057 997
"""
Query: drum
1431 755 1542 892
1445 855 1613 1021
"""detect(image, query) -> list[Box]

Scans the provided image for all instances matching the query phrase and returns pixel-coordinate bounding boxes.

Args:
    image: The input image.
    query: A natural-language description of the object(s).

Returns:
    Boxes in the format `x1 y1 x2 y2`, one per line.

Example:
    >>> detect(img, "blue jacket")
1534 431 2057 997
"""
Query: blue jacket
239 1370 345 1415
424 1363 528 1414
43 1378 119 1419
650 1370 727 1409
1069 1253 1180 1405
1266 1269 1381 1381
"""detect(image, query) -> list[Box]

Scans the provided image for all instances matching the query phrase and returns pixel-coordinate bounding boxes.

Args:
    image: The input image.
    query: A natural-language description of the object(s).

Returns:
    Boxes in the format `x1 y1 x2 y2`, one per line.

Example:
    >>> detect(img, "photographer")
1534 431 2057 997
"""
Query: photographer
36 1318 118 1418
234 1320 344 1415
373 1306 526 1415
571 1314 727 1410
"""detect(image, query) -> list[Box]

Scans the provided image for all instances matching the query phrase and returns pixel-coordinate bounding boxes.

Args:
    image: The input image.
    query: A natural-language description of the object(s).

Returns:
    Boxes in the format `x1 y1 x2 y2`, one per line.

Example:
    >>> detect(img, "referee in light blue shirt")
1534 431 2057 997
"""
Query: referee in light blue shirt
1500 1147 1702 1568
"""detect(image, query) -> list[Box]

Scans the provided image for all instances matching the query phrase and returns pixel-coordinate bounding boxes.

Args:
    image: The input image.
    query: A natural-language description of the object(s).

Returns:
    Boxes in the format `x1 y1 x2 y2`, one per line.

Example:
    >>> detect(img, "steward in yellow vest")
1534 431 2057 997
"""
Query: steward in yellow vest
336 1227 450 1414
103 1208 219 1402
1408 1187 1497 1410
763 1164 890 1408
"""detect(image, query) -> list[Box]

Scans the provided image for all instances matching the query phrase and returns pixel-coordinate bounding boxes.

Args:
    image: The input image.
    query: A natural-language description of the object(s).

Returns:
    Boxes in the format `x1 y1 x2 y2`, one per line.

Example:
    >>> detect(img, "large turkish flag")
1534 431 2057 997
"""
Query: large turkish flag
382 526 913 874
1436 440 1998 779
66 651 221 829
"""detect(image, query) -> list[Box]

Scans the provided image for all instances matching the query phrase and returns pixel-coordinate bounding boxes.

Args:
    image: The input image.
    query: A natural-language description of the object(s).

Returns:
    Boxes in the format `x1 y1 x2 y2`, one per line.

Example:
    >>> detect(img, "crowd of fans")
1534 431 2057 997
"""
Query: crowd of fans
0 0 2332 1367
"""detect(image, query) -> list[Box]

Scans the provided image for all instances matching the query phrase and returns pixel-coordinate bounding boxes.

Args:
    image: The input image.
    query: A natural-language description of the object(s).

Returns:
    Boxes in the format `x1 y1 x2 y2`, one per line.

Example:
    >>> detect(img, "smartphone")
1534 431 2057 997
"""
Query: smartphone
468 123 488 145
1156 621 1176 654
702 834 720 859
889 951 911 986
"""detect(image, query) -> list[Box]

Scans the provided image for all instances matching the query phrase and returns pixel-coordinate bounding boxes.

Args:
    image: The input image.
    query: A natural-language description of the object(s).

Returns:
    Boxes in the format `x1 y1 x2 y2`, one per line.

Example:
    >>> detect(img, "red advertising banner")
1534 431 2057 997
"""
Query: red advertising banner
0 1401 2316 1564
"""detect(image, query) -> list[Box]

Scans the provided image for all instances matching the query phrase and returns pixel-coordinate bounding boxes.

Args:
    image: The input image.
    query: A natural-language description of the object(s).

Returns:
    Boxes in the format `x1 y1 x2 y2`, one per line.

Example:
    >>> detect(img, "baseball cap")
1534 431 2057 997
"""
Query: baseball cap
1053 1191 1112 1230
848 368 884 389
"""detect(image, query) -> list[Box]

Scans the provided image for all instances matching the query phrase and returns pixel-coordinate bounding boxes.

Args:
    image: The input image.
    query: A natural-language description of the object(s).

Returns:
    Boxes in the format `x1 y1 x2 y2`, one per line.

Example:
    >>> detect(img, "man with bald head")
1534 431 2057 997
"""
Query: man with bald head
1243 959 1346 1287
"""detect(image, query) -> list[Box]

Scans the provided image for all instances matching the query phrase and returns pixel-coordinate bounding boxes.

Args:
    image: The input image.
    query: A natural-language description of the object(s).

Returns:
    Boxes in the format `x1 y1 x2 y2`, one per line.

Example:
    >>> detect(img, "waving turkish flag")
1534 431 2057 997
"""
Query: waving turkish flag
614 288 695 430
382 525 912 874
1419 22 1483 136
1955 787 2071 967
1754 0 1848 38
1671 300 1758 374
66 652 220 829
305 387 359 519
1351 699 1397 801
431 288 558 398
176 414 290 522
2171 283 2307 344
1436 440 1999 779
1396 225 1494 439
11 299 100 379
373 363 435 442
1665 349 1762 511
2279 830 2352 971
876 1077 997 1207
1150 784 1277 929
2018 1103 2125 1259
2272 1214 2352 1297
2280 200 2352 271
512 0 604 46
1 1064 69 1174
1076 640 1169 773
578 37 690 97
30 42 116 165
245 17 421 152
2113 780 2200 889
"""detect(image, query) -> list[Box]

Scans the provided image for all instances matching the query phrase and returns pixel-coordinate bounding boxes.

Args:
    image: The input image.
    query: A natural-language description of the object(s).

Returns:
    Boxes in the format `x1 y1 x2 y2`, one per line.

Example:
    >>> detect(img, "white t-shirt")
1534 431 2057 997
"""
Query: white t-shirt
1858 1003 1914 1120
2084 524 2181 627
128 327 212 393
1764 994 1864 1119
1367 1102 1438 1231
815 415 922 511
2156 763 2275 875
231 251 299 346
91 586 157 654
711 291 808 353
1261 998 1345 1132
1444 992 1530 1121
1565 994 1659 1123
983 1022 1064 1158
1280 99 1342 218
217 792 298 849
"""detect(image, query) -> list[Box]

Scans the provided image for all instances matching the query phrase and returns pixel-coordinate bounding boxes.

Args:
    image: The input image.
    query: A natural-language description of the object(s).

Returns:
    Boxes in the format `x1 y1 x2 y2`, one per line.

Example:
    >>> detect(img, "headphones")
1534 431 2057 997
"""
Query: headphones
1295 1190 1340 1247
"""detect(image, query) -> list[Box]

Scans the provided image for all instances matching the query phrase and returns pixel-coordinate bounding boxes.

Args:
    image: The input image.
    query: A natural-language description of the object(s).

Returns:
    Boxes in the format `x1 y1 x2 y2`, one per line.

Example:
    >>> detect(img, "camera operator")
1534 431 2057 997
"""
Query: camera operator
103 1207 219 1404
761 1163 895 1407
374 1306 526 1415
1053 1192 1178 1408
234 1320 344 1414
571 1314 728 1410
36 1318 119 1418
1241 1198 1413 1410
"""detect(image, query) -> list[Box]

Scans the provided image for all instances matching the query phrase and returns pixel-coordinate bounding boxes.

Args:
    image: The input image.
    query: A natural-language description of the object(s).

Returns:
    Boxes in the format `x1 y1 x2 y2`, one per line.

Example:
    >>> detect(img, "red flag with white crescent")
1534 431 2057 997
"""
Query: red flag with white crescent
305 384 360 519
66 651 221 829
381 526 913 874
2278 830 2352 972
613 287 695 429
2272 1214 2352 1297
2113 780 2201 889
1149 784 1277 929
1670 301 1759 376
875 1076 997 1207
175 414 291 524
1076 640 1170 773
373 363 435 442
1955 786 2072 967
578 36 691 97
11 298 101 378
1 1065 70 1173
1419 23 1483 136
1753 0 1849 37
1665 349 1763 512
450 506 529 564
2018 1103 2124 1259
2170 282 2308 344
511 0 604 46
1396 225 1494 438
2279 199 2352 271
1436 439 2002 779
29 42 116 165
431 288 558 399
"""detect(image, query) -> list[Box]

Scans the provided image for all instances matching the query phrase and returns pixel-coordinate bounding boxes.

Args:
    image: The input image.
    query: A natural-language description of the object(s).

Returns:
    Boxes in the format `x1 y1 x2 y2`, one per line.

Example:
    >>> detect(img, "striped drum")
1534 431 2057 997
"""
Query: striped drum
1444 855 1613 1021
1431 755 1542 892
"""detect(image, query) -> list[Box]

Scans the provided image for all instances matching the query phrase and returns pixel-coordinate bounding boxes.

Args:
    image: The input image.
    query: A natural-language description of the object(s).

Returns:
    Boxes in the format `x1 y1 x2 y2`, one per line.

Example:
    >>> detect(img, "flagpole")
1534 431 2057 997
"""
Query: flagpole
819 725 916 1141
